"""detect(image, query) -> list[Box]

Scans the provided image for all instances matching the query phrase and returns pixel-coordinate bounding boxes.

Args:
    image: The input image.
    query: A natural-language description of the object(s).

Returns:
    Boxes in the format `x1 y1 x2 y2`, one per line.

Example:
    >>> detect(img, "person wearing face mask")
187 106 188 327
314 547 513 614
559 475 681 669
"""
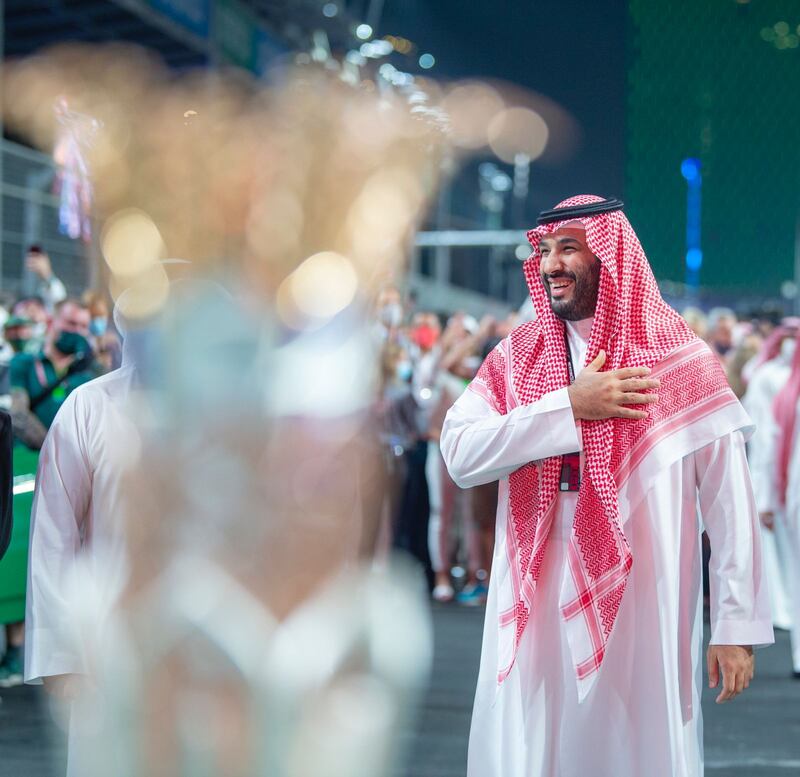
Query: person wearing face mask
9 298 99 445
83 290 121 372
11 297 50 355
374 286 406 344
4 316 36 356
375 342 433 588
0 299 97 689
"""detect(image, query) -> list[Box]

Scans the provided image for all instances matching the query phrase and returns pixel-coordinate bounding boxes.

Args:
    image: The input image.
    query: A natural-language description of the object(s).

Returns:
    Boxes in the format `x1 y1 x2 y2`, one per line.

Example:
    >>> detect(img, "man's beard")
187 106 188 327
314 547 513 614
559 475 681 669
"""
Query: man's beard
541 260 601 321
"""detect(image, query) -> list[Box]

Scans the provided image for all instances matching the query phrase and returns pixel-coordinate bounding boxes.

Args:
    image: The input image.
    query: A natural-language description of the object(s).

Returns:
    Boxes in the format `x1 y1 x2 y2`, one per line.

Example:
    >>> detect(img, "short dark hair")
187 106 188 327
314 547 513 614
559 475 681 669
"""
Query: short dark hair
54 297 88 314
12 295 46 311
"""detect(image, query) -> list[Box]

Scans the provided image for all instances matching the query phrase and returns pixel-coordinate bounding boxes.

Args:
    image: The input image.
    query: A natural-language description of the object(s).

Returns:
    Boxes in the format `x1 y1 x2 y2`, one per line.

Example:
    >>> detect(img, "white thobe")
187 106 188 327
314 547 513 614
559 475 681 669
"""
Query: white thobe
780 397 800 674
441 320 773 777
742 357 794 631
25 364 139 777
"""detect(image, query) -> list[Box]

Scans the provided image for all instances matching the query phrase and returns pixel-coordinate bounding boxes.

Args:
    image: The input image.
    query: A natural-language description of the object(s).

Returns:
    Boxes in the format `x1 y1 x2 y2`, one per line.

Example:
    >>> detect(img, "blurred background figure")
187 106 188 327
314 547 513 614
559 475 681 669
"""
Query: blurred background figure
771 332 800 679
11 297 50 356
429 314 495 605
681 306 708 340
24 246 67 314
377 338 434 589
375 286 407 345
742 322 798 635
10 297 101 445
725 319 762 398
706 307 737 359
82 290 121 372
0 297 102 688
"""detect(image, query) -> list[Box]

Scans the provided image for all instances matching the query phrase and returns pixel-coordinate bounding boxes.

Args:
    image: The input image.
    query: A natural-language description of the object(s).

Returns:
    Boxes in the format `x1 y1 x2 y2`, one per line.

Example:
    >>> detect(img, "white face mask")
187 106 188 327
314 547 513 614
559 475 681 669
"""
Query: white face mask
380 303 403 328
781 337 796 363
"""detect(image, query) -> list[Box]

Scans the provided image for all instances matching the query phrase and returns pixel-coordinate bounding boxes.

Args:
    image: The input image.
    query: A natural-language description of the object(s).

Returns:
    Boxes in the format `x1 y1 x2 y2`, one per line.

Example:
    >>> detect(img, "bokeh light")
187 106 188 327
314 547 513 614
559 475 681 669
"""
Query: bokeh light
441 82 504 150
356 23 373 40
487 107 549 164
282 251 359 321
101 208 166 277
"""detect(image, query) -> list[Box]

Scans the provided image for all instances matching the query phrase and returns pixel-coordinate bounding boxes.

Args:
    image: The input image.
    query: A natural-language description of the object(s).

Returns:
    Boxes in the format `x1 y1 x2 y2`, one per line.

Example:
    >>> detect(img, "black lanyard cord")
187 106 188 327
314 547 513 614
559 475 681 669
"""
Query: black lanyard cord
564 328 576 384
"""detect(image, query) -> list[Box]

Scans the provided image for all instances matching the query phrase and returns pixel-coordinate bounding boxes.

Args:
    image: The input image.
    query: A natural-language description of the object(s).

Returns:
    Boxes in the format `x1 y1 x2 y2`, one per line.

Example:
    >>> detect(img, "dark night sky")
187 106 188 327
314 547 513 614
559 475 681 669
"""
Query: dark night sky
379 0 628 219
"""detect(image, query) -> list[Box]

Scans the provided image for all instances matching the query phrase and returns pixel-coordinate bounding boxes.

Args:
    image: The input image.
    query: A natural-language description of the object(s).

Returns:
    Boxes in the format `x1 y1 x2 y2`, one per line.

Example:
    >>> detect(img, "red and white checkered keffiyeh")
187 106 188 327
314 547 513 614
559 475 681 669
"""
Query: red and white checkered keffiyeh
470 195 735 698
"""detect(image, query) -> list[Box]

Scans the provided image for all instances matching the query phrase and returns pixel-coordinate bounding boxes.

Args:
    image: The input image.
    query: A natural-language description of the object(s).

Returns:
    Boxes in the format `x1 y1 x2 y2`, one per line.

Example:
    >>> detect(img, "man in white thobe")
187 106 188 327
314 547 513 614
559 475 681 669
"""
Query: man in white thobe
441 195 772 777
24 304 141 777
772 336 800 678
742 330 796 631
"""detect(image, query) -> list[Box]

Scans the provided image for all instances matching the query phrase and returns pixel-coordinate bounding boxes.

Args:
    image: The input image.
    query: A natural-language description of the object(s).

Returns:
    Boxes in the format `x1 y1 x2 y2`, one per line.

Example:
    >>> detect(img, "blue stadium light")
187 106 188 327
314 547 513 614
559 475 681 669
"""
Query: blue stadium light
680 157 701 182
685 248 703 271
681 157 703 290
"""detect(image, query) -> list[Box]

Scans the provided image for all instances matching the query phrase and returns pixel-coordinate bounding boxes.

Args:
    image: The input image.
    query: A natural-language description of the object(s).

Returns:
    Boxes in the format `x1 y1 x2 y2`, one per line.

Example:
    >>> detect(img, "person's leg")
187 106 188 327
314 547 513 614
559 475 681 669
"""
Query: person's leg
433 458 458 601
391 453 412 552
426 441 443 573
456 489 488 606
473 481 498 584
395 443 433 589
762 521 793 629
0 621 24 687
407 441 433 591
463 488 481 585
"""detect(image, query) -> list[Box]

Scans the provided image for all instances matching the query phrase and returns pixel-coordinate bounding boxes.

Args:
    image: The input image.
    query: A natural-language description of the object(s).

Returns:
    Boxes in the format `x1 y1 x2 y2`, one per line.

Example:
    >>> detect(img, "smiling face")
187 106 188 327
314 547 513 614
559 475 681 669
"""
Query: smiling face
538 224 601 321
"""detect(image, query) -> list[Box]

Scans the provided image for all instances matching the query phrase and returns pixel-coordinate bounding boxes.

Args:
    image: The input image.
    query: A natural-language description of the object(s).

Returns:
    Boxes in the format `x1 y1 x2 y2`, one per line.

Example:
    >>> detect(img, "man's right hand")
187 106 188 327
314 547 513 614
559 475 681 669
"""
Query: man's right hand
567 350 660 421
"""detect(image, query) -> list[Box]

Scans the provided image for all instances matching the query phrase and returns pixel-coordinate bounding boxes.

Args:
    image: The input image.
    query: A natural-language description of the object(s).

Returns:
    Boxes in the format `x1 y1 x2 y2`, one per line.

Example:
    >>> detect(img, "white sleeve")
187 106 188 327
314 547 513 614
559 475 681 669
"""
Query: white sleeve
37 274 67 310
440 386 581 489
696 430 774 648
786 405 800 518
24 392 92 683
741 379 778 514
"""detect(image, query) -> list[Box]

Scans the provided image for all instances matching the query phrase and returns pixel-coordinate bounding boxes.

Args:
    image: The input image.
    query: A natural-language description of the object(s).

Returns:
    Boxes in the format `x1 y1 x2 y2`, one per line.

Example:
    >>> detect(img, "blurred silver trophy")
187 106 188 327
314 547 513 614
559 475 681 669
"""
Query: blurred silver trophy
2 48 451 777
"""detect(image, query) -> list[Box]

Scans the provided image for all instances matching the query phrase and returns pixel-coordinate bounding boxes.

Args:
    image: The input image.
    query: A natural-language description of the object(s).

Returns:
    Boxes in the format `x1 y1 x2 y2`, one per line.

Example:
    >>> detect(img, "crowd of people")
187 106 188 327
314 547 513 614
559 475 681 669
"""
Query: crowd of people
374 286 521 606
375 284 800 679
0 245 120 688
683 302 800 681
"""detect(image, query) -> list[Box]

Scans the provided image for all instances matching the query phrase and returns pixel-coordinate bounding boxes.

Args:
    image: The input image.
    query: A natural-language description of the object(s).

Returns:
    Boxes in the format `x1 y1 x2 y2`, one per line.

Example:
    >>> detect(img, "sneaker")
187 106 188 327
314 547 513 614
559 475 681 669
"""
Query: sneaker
456 583 488 607
0 646 23 688
432 584 455 603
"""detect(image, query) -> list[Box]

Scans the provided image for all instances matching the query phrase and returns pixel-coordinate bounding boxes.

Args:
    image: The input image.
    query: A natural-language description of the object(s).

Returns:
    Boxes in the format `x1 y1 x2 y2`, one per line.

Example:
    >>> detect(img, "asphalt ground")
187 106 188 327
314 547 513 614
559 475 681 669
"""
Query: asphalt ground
1 604 799 777
399 604 800 777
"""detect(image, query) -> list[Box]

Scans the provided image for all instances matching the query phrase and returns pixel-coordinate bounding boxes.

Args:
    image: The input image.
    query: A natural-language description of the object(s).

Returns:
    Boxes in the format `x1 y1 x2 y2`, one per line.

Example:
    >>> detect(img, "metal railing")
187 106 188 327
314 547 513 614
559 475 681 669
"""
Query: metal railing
0 138 91 299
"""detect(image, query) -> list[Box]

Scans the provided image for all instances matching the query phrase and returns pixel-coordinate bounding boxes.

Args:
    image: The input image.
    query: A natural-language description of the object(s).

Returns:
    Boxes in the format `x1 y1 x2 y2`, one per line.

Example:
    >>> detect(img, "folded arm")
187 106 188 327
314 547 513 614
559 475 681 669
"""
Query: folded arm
440 386 581 488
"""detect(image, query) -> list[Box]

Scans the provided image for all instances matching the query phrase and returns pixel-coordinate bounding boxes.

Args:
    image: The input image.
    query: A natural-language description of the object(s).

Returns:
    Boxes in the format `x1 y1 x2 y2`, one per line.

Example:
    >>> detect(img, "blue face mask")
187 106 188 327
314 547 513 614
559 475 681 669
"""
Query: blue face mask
90 317 107 337
396 360 413 382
